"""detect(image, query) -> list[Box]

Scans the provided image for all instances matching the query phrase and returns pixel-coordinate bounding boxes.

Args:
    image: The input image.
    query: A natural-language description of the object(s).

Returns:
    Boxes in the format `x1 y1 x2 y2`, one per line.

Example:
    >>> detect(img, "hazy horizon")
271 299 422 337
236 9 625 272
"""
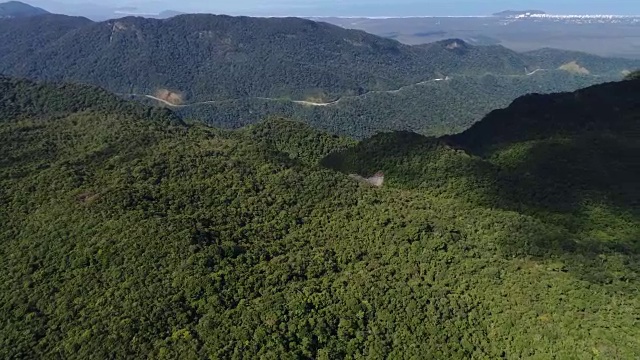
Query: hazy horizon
21 0 640 18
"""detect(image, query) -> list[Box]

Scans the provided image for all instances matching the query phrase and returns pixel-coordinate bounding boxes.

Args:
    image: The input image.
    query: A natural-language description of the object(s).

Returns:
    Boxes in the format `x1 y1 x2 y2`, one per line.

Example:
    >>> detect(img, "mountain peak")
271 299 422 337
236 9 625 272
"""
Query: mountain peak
0 1 49 18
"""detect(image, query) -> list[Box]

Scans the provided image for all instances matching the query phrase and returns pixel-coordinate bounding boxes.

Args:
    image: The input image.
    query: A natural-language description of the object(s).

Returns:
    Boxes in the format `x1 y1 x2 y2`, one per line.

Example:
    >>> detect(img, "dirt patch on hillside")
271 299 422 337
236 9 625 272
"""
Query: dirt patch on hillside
559 61 590 75
154 89 184 106
446 41 462 50
76 191 100 204
349 171 384 187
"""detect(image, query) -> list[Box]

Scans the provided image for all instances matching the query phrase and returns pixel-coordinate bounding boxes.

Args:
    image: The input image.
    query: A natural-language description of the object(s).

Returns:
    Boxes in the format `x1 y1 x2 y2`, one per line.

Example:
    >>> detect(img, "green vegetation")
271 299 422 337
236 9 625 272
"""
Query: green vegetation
1 14 639 137
1 76 639 359
0 1 48 18
0 75 181 125
175 71 601 138
525 48 640 74
243 117 356 165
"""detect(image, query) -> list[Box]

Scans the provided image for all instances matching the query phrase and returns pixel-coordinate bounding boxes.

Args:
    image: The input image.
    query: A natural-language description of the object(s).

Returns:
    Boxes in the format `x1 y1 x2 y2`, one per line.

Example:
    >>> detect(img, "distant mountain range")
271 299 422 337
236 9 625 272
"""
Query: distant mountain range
112 9 185 19
0 0 47 18
0 1 184 20
1 13 638 137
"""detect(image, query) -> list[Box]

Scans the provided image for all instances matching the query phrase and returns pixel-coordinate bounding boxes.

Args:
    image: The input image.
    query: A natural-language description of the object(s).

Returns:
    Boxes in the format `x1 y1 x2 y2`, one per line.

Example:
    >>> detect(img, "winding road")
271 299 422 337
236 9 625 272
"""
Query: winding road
135 69 552 108
525 68 548 76
134 76 452 108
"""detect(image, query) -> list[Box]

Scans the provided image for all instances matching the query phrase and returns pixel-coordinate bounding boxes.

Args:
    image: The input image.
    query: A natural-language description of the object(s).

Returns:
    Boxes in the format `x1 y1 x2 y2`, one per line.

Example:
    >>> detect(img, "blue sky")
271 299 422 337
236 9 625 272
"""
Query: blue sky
28 0 640 17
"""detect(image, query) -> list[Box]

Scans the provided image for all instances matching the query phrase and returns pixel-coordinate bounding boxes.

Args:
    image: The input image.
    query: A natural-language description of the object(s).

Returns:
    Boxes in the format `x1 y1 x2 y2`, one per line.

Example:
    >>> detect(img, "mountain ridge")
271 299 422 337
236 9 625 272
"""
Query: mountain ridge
324 78 640 214
450 79 640 153
0 1 48 18
1 13 638 137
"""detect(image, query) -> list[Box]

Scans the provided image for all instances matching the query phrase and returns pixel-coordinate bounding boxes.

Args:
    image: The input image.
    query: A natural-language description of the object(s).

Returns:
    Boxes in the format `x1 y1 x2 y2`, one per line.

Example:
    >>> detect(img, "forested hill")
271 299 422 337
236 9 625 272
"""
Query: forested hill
0 1 49 18
0 75 182 125
451 79 640 152
2 76 640 358
324 77 639 222
0 14 93 67
0 13 636 102
1 13 639 137
414 39 533 75
0 13 454 101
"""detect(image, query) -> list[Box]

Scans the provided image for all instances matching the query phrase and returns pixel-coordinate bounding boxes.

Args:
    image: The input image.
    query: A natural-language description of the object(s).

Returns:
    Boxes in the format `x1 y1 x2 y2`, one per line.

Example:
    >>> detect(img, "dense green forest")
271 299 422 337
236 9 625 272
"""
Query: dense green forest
1 76 639 358
0 1 48 18
524 47 640 75
1 13 639 136
171 71 601 138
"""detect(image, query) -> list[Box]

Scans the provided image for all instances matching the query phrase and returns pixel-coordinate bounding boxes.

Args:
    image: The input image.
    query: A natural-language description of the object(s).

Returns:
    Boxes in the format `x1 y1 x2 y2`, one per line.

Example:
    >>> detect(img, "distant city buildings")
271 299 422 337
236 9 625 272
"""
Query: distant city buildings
517 13 638 19
510 13 640 24
507 13 640 24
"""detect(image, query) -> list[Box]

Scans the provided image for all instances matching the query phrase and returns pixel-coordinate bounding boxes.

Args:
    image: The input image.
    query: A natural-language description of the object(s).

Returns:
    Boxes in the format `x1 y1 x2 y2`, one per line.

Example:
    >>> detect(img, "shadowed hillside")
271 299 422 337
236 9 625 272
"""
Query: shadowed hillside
323 78 640 285
451 79 640 153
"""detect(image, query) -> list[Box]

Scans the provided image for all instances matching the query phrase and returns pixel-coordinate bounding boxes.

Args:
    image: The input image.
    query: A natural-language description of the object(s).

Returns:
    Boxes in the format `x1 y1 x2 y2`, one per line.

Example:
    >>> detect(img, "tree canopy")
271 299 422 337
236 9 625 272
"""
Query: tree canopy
1 76 639 358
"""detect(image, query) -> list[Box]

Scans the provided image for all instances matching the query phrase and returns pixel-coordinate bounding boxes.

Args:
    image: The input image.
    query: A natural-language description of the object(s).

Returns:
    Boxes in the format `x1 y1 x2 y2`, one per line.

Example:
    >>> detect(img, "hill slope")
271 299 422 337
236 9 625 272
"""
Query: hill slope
0 14 445 100
172 70 602 137
1 77 640 358
1 14 639 137
451 79 640 152
0 15 93 69
0 1 48 18
0 74 181 124
324 79 639 260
